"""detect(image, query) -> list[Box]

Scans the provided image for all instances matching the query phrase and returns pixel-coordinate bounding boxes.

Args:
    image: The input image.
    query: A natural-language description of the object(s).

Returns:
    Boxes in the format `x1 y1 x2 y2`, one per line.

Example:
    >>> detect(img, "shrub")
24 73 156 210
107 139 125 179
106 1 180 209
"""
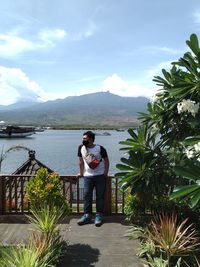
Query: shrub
0 244 51 267
26 168 69 212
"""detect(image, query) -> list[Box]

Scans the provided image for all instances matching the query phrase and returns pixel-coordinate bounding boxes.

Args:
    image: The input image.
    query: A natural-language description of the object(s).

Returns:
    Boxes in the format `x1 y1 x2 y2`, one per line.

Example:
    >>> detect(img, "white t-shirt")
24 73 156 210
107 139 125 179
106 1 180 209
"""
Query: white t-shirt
78 145 107 177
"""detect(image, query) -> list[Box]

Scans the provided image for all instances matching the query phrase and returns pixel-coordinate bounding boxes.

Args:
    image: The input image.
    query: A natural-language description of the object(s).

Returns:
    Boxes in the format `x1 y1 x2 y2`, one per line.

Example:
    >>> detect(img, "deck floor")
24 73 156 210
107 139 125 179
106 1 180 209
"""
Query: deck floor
0 216 143 267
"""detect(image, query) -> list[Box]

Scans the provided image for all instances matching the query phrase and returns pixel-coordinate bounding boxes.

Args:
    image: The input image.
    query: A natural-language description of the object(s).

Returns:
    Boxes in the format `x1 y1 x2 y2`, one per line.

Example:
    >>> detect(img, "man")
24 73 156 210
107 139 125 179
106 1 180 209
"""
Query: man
77 131 109 226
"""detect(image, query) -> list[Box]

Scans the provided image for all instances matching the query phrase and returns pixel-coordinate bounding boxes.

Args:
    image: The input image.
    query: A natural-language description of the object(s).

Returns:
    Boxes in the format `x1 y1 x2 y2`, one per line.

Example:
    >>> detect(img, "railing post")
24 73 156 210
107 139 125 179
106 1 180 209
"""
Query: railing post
0 176 3 215
104 176 112 215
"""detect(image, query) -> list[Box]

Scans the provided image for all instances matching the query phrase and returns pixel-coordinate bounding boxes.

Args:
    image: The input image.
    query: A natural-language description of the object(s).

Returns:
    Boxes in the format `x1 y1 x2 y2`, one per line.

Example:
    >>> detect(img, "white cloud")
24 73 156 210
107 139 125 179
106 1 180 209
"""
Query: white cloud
102 73 153 98
0 22 96 59
38 29 66 47
0 33 35 58
103 74 127 92
151 46 181 55
0 66 72 105
0 66 45 105
0 28 67 58
126 46 182 56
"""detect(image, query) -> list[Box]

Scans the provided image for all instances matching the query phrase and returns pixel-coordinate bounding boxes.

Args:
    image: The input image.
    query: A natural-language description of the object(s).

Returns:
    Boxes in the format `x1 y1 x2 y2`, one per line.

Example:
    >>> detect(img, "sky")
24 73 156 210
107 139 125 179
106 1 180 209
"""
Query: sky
1 0 200 105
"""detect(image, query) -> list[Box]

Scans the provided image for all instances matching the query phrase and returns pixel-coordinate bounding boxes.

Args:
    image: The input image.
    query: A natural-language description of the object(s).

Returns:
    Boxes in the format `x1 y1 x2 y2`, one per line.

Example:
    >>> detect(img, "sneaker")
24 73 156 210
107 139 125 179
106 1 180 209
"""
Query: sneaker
94 213 103 227
77 214 92 225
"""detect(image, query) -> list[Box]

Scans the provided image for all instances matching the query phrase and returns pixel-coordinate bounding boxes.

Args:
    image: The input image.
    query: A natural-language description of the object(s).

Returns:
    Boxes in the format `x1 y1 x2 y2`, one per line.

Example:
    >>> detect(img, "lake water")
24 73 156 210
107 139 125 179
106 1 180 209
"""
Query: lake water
0 130 130 175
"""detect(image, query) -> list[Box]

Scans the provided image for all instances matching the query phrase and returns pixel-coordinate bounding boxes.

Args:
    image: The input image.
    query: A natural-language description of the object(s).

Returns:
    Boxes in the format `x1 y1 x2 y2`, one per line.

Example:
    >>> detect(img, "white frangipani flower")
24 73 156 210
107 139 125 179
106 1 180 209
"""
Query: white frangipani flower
185 149 195 159
177 99 199 117
194 142 200 152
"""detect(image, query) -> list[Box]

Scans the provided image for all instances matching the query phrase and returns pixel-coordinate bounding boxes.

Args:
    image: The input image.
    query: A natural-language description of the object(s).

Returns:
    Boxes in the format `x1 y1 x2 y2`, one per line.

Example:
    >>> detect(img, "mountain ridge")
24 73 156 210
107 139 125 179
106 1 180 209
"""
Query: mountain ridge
0 91 149 127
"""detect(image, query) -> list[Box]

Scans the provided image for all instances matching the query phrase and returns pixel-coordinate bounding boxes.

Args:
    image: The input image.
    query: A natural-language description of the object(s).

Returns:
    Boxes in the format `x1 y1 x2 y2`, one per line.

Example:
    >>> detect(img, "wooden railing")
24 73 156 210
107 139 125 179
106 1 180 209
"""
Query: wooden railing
0 175 125 215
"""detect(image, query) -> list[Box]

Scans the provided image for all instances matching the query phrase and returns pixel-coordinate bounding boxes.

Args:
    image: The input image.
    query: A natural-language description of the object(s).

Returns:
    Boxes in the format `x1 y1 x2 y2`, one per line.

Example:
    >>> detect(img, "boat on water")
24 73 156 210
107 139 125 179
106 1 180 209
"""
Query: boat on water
0 125 35 138
34 127 45 132
94 131 111 136
116 129 125 132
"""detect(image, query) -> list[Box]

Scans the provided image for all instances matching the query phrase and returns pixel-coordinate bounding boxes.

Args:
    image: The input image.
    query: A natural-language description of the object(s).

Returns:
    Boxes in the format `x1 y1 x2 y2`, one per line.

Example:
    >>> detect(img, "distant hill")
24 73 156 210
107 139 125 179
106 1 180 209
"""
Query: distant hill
0 92 149 127
0 101 39 111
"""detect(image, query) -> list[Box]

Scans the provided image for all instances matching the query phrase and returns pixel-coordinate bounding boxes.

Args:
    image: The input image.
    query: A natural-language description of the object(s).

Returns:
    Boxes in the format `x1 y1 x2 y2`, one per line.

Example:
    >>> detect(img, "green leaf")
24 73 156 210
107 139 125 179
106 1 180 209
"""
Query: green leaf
116 163 133 171
170 184 200 200
162 69 171 82
189 189 200 207
186 33 200 56
174 165 200 181
184 136 200 145
127 128 137 139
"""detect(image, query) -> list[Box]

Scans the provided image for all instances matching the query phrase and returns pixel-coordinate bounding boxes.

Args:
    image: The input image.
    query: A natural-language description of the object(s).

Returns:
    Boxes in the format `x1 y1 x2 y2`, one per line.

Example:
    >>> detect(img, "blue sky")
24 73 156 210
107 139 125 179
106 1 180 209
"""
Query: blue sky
1 0 200 105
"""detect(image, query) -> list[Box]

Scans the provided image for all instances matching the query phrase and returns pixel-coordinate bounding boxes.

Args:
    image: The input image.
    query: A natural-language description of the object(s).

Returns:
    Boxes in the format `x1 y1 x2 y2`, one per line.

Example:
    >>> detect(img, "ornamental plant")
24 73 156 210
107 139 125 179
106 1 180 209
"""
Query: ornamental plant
141 34 200 146
117 33 200 214
147 34 200 208
116 125 176 213
26 167 70 212
148 213 199 257
0 244 51 267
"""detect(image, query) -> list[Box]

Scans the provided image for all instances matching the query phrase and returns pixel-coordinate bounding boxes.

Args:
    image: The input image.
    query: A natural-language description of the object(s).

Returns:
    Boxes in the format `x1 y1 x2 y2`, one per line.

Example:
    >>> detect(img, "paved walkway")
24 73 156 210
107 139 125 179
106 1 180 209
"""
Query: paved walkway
0 216 143 267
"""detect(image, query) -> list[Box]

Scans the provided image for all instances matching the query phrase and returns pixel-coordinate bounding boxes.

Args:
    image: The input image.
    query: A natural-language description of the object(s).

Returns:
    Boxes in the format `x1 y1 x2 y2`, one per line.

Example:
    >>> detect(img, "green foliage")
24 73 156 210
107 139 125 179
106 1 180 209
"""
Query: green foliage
117 33 200 266
0 244 53 267
145 255 182 267
137 239 156 258
26 168 69 211
117 34 200 217
24 168 70 266
30 230 63 266
116 125 175 213
140 34 200 146
170 160 200 208
145 255 169 267
124 191 141 219
134 213 199 267
148 213 199 257
27 204 69 235
25 202 68 266
0 170 69 267
125 224 147 240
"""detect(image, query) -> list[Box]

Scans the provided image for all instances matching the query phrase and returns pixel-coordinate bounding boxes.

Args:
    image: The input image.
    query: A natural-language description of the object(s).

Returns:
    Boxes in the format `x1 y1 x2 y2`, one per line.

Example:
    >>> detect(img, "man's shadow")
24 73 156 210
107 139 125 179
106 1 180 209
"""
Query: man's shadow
58 242 100 267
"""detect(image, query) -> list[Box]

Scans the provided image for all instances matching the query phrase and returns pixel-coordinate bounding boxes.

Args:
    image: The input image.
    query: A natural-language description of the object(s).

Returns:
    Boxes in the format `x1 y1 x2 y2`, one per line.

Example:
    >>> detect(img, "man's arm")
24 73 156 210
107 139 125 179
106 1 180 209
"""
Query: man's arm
104 157 109 177
77 157 84 177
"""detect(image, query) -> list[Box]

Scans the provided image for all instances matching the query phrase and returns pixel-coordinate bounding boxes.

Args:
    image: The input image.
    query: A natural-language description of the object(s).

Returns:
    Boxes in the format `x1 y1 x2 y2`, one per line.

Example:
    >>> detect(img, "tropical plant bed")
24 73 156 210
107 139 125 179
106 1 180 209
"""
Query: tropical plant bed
0 168 70 267
116 33 200 266
126 213 200 267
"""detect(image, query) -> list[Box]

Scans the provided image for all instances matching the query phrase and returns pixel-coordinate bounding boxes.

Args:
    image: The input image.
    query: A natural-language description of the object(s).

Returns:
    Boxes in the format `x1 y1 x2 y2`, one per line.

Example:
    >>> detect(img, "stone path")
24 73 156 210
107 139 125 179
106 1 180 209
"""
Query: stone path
0 216 143 267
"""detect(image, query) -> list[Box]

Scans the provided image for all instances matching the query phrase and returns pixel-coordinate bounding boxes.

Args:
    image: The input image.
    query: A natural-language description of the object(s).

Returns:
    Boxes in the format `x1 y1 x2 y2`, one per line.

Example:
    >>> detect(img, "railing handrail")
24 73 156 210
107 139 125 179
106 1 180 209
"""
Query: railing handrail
0 175 124 216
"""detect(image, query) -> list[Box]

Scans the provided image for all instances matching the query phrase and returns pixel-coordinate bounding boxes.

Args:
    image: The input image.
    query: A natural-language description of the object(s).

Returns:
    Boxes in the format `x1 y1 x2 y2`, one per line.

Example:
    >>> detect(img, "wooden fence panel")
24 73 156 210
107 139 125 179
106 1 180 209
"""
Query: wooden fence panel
0 175 125 215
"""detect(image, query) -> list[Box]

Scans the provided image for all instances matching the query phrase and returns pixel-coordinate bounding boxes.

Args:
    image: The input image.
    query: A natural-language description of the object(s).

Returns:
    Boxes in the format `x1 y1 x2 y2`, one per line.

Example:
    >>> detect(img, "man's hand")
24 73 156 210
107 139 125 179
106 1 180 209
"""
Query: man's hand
76 173 83 178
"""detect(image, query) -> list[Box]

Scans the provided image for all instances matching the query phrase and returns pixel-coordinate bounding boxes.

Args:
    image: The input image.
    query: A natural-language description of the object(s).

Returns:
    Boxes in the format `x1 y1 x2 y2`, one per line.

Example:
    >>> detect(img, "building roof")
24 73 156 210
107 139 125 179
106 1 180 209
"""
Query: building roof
12 150 54 175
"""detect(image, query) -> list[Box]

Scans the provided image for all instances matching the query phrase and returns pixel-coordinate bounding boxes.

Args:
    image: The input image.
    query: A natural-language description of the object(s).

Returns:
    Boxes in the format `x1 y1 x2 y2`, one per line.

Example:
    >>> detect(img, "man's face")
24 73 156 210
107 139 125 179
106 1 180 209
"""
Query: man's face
82 135 92 146
83 135 90 141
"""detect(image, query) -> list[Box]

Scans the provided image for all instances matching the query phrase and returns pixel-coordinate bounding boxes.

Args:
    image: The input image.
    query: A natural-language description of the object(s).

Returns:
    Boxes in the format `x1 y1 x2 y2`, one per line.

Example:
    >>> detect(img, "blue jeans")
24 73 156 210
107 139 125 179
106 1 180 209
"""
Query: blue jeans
83 175 107 214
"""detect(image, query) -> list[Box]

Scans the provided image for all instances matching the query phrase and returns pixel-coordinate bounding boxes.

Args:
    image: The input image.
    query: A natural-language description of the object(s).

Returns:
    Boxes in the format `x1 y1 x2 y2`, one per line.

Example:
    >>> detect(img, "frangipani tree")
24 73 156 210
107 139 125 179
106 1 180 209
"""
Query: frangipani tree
143 34 200 209
141 34 200 146
117 33 200 211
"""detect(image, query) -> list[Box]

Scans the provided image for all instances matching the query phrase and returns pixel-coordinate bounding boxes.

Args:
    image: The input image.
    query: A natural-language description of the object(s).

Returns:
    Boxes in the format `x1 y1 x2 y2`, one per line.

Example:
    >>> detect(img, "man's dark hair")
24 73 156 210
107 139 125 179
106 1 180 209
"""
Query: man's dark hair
83 131 95 142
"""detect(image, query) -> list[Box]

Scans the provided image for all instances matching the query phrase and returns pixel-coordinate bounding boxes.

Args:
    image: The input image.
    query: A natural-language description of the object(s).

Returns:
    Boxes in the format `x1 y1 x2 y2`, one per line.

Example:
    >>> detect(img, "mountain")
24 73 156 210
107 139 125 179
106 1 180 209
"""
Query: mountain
0 101 39 111
0 92 149 127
